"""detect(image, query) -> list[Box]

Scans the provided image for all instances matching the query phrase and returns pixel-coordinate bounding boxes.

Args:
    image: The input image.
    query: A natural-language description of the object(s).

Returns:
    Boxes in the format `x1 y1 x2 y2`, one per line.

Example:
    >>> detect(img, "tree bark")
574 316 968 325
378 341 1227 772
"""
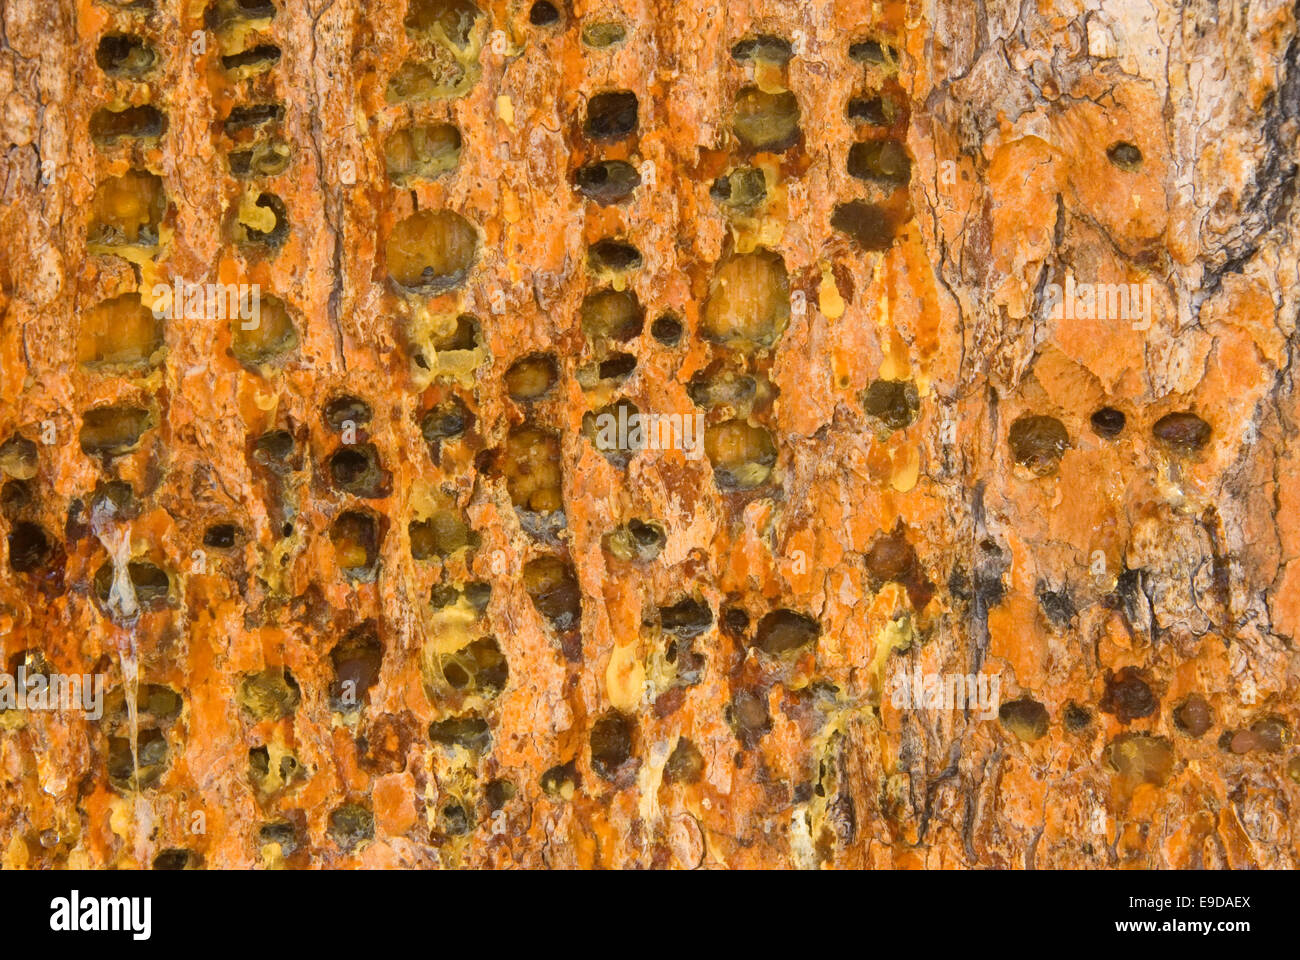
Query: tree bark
0 0 1296 868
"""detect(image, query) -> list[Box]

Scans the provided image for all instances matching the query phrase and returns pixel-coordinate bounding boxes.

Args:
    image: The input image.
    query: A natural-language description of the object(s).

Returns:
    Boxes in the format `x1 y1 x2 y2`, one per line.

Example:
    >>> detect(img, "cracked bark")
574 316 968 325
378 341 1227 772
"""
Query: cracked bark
0 0 1297 869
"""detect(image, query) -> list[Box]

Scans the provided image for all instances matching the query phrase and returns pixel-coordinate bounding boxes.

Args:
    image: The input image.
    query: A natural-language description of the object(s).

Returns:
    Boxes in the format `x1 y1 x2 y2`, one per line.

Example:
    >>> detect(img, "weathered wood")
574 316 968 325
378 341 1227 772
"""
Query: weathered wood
0 0 1296 868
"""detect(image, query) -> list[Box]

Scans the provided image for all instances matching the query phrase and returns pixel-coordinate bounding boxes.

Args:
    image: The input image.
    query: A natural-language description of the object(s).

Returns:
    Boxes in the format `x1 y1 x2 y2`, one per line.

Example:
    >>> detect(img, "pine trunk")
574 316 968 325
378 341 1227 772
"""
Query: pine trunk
0 0 1297 868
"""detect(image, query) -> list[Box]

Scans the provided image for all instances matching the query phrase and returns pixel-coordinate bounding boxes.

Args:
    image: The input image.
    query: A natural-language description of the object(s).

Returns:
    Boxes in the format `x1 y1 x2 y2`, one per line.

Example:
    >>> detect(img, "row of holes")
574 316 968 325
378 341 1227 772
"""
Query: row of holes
1 398 1216 585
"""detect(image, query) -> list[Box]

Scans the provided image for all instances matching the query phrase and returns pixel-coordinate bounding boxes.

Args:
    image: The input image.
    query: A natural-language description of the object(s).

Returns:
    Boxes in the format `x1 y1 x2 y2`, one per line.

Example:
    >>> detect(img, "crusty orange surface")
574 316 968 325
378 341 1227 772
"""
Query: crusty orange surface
0 0 1298 868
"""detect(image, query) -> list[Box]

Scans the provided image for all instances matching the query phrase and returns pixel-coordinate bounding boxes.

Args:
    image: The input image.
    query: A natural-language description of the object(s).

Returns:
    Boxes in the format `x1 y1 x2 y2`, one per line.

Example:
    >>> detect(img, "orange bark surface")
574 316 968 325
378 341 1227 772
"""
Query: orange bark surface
0 0 1298 869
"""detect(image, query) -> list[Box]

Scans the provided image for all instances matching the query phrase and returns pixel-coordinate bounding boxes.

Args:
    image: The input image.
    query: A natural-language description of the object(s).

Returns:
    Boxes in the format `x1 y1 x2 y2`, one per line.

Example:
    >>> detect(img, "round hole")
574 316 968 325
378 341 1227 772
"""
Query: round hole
528 0 559 25
651 312 683 346
1090 407 1126 438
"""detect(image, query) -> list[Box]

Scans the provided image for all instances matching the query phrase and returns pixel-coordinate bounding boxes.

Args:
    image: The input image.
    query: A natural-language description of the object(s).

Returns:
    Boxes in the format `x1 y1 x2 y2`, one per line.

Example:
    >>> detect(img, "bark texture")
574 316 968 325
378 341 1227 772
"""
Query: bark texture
0 0 1297 868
